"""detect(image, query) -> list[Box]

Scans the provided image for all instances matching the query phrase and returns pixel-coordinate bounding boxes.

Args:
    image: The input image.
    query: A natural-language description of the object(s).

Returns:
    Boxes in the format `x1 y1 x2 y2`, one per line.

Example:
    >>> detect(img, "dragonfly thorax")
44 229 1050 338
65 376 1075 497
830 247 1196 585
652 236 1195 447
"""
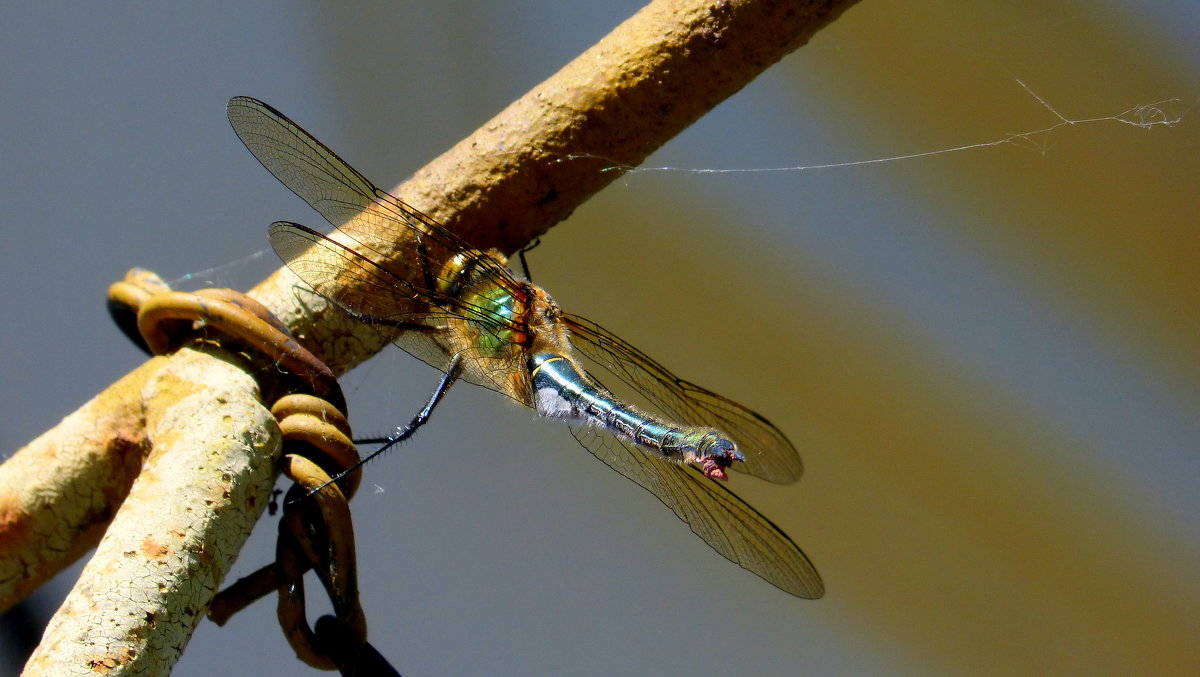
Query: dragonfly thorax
435 249 505 299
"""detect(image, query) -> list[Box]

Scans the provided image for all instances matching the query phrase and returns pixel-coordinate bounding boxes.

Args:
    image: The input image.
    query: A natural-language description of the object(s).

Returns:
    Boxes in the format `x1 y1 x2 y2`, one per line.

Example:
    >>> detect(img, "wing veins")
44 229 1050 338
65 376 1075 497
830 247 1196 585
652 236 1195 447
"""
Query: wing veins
563 314 803 484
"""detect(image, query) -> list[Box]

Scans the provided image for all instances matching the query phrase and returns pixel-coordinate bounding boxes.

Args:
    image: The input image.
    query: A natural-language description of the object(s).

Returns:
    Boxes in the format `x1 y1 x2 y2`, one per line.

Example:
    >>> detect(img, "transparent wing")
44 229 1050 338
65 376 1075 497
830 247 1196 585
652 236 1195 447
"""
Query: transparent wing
269 221 431 325
571 422 822 598
231 96 532 397
227 96 520 317
562 314 803 484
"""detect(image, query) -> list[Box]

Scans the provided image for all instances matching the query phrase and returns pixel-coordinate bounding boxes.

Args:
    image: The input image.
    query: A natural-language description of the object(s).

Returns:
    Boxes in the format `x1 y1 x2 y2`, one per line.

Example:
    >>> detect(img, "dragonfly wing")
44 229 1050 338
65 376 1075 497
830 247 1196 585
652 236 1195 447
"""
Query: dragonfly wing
228 96 519 316
270 221 429 322
390 321 533 406
571 424 823 598
234 97 534 400
562 314 804 484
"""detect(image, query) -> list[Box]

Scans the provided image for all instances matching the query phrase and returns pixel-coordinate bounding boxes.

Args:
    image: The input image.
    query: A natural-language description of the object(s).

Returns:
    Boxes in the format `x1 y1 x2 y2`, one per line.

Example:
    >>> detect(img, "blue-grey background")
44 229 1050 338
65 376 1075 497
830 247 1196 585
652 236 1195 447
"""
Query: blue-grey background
2 2 1197 675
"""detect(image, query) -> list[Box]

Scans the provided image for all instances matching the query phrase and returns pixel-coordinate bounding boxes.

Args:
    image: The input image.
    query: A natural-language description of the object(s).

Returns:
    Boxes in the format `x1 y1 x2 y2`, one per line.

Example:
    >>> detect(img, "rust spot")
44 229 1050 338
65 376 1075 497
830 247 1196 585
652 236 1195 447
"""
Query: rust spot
195 541 213 566
140 537 170 559
90 646 138 671
89 656 119 672
0 500 32 554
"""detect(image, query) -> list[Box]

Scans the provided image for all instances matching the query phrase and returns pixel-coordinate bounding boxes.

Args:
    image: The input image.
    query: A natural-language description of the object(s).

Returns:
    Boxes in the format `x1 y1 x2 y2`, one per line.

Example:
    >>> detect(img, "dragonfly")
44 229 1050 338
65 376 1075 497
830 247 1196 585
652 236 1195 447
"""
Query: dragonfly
227 96 824 599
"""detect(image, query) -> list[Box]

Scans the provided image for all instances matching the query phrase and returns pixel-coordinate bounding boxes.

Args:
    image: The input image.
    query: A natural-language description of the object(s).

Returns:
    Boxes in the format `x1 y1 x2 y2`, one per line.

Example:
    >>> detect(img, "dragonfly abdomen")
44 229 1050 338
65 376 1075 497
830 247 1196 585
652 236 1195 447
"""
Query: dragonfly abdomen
529 353 742 478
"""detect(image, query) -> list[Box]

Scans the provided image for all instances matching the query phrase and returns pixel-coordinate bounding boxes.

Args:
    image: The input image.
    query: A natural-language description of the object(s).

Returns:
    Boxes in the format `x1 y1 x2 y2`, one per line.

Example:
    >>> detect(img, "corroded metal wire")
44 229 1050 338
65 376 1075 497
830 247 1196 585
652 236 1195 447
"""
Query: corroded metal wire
107 268 390 675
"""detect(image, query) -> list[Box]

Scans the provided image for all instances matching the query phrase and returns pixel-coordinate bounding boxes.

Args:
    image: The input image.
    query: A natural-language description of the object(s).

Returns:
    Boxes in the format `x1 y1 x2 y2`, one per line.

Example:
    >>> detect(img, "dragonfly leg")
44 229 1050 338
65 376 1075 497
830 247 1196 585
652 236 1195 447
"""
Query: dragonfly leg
362 353 462 454
301 354 463 500
516 237 542 280
415 231 438 291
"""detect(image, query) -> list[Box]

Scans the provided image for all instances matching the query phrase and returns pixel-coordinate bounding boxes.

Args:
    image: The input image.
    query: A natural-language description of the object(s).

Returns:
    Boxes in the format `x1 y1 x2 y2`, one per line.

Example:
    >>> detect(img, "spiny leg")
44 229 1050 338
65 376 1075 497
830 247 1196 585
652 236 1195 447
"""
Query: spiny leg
300 353 463 500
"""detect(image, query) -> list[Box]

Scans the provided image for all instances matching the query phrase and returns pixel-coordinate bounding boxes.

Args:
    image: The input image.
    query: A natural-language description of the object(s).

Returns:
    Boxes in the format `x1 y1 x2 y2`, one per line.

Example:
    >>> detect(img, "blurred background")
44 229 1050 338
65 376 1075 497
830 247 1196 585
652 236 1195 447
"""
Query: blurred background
2 1 1197 675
